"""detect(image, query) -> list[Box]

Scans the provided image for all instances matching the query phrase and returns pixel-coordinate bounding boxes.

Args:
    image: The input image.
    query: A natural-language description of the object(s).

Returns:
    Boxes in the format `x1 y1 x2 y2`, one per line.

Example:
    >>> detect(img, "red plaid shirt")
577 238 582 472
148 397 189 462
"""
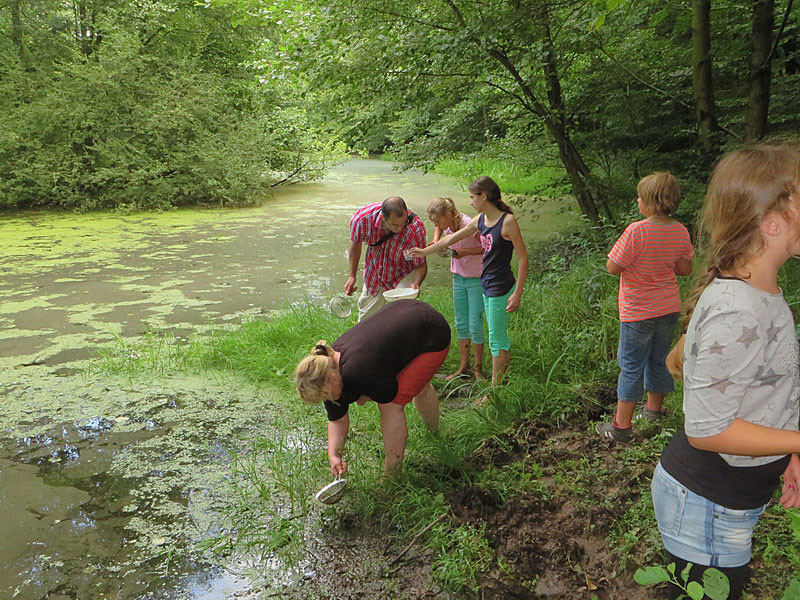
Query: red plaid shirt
350 203 427 296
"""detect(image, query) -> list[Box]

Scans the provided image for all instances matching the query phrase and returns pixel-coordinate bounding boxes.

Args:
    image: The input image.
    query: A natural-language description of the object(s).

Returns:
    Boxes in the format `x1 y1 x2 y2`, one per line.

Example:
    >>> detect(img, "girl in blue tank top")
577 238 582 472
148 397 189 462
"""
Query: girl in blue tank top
411 176 529 386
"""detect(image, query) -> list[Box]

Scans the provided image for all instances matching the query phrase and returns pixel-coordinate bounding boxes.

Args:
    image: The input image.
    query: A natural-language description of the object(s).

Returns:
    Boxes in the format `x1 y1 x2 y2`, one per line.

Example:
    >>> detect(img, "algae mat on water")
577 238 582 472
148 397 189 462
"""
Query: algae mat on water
0 367 306 600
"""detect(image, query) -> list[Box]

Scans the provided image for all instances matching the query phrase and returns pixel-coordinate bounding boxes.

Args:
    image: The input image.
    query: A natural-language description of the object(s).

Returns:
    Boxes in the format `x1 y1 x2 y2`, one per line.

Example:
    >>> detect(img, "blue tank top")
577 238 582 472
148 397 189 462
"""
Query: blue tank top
478 213 515 297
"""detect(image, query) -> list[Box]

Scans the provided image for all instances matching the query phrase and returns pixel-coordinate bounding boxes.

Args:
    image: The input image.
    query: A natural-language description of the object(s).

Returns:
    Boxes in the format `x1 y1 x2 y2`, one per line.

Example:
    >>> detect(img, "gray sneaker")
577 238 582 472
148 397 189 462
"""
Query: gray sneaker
634 406 666 422
595 421 633 442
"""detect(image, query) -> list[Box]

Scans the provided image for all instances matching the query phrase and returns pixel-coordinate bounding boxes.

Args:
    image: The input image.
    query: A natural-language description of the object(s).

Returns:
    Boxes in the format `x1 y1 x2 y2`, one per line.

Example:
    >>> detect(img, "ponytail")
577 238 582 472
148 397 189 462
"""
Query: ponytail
469 176 513 214
294 340 336 404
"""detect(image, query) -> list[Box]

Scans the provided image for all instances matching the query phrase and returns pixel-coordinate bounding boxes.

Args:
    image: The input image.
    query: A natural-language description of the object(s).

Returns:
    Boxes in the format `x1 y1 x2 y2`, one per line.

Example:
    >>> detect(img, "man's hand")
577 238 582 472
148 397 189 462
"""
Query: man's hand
344 276 357 296
506 293 521 313
329 455 348 477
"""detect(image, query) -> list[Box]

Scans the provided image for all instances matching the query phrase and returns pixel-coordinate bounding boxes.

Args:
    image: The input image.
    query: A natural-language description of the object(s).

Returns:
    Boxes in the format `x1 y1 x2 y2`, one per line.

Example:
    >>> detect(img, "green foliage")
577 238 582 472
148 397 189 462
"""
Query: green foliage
634 562 730 600
0 0 347 210
432 154 571 199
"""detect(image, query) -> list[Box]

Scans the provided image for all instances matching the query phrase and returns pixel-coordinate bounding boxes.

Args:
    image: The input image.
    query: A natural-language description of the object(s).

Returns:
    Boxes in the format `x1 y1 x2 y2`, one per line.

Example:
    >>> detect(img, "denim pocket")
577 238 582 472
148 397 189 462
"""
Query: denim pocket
711 504 765 547
651 465 688 537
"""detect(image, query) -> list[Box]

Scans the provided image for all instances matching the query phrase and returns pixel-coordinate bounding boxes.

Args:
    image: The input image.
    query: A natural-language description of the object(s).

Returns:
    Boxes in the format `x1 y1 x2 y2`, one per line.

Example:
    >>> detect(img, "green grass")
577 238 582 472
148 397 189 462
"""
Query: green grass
432 156 569 198
93 241 800 598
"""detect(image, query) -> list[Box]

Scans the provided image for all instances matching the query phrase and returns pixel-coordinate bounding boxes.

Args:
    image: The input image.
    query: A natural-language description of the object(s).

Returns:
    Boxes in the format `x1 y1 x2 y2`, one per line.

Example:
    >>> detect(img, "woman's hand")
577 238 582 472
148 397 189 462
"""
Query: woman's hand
329 454 348 477
780 453 800 508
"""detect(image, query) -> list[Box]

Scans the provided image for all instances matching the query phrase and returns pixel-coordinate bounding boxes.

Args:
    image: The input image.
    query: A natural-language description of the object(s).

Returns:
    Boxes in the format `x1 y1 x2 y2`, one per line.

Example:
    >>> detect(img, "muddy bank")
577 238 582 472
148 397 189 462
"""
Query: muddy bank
291 399 669 600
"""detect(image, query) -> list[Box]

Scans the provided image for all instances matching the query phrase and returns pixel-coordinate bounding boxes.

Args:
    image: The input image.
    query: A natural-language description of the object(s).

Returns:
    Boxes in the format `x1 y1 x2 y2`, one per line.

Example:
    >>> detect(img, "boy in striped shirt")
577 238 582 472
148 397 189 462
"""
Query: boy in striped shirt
596 172 694 442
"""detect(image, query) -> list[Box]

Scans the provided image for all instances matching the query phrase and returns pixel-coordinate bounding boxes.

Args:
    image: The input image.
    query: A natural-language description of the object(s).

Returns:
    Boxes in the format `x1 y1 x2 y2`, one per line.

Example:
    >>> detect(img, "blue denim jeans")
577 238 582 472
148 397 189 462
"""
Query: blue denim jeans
652 463 765 568
616 312 679 402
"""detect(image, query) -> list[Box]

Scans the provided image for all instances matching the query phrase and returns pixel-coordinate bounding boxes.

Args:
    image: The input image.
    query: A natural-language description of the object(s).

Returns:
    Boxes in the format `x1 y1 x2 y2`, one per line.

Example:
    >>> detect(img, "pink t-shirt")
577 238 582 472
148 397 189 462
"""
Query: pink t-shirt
445 213 483 278
608 219 693 322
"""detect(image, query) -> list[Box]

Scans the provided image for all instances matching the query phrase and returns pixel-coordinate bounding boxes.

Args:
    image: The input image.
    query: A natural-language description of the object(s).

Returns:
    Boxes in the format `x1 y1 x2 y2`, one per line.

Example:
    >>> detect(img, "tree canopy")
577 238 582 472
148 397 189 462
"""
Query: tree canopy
2 0 799 216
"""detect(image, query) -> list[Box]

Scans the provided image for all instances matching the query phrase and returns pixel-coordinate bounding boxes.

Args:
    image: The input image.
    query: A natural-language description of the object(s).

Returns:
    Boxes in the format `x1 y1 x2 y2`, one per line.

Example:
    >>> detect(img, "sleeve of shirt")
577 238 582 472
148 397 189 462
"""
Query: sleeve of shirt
680 227 694 260
608 223 640 268
350 211 366 244
406 217 428 269
324 399 349 421
683 308 764 438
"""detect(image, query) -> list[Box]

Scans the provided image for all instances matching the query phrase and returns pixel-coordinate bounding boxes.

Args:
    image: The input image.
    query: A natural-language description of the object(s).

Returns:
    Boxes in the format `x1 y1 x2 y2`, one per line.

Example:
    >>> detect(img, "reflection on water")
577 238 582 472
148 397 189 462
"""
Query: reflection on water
0 159 577 600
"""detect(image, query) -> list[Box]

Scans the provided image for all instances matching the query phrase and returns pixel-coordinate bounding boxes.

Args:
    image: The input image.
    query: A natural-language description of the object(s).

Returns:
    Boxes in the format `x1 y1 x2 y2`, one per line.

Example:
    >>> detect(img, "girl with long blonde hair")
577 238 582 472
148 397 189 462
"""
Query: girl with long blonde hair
653 143 800 599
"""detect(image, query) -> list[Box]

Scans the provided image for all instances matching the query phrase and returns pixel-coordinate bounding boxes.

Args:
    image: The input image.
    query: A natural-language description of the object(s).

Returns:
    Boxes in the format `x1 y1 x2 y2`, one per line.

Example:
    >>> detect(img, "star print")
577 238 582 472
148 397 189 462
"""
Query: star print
697 305 712 325
709 377 734 394
708 341 725 355
765 322 780 344
737 326 760 349
758 367 782 388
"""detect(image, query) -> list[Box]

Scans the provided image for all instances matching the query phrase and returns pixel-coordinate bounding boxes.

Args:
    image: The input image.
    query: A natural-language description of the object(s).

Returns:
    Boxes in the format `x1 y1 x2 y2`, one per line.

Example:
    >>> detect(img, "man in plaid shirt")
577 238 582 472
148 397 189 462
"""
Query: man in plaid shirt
345 196 428 321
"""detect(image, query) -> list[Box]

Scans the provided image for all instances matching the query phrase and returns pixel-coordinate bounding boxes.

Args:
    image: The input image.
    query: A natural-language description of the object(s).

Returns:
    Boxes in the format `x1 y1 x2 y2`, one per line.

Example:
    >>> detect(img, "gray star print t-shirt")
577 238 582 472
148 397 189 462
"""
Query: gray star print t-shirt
684 277 800 467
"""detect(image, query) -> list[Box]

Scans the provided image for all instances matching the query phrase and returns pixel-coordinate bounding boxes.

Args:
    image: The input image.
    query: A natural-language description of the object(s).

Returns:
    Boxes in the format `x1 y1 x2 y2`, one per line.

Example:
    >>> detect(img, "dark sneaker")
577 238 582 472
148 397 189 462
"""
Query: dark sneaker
595 421 633 442
634 406 666 422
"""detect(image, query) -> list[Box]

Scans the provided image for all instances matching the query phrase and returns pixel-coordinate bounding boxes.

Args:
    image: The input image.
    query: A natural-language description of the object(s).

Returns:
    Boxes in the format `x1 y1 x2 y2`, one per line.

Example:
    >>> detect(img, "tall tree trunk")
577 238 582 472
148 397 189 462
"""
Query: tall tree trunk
10 0 26 67
538 7 610 224
745 0 775 140
691 0 718 155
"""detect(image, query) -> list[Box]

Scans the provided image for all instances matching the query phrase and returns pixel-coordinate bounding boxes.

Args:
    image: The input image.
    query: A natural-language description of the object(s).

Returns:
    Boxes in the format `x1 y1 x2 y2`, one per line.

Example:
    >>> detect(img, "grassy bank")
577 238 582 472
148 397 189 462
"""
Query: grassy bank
95 232 800 598
381 152 570 200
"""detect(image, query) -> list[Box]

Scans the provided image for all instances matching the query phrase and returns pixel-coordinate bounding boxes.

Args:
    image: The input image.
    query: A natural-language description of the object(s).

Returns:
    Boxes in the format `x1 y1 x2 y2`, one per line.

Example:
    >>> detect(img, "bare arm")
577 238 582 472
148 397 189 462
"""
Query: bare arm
504 215 528 313
432 225 443 244
327 413 350 476
688 418 800 457
674 257 693 276
411 260 428 289
411 220 478 257
606 258 624 275
345 241 362 296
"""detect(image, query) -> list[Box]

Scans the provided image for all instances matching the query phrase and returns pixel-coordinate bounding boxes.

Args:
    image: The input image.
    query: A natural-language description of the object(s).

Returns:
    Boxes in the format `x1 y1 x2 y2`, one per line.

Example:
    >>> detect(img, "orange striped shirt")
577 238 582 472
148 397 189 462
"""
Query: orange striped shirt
608 219 693 322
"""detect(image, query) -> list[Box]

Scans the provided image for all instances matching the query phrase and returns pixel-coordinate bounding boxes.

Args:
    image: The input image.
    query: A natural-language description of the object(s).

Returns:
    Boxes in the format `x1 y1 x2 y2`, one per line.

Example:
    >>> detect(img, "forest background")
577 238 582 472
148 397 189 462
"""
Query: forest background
3 0 800 216
4 0 800 598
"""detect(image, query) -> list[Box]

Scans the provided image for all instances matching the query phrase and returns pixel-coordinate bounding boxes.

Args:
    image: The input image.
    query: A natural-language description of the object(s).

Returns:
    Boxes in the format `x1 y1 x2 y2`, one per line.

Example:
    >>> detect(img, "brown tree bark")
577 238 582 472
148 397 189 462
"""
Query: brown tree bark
442 0 607 225
691 0 718 155
745 0 775 140
10 0 26 66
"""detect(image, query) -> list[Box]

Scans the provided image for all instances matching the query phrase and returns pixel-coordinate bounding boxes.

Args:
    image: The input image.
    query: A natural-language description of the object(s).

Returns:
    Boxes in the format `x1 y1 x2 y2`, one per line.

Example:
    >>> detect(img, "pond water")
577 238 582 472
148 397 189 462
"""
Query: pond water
0 159 577 599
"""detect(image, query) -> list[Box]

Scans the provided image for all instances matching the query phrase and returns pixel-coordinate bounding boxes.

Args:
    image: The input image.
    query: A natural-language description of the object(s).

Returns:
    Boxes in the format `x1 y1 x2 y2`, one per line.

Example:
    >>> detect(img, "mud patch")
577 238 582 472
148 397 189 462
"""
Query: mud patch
447 411 663 600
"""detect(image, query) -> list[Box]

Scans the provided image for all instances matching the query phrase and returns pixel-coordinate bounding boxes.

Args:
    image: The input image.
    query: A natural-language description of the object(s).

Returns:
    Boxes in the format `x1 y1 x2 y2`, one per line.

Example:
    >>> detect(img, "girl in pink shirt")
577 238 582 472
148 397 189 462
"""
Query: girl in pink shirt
428 197 486 379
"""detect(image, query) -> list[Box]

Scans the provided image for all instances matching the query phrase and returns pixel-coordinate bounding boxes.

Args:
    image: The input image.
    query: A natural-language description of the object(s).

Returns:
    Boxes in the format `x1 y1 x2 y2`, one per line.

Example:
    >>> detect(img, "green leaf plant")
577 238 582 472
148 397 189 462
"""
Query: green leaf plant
634 562 730 600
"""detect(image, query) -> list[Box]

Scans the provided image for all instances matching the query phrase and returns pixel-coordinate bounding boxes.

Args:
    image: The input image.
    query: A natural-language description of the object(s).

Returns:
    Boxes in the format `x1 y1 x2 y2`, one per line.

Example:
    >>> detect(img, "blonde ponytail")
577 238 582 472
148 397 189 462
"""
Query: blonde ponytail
294 340 336 404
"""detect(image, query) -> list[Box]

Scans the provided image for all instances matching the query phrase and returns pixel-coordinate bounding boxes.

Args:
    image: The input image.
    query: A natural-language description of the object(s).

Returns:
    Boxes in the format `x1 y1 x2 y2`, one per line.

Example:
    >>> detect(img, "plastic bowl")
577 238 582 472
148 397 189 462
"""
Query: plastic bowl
329 296 352 318
383 288 419 302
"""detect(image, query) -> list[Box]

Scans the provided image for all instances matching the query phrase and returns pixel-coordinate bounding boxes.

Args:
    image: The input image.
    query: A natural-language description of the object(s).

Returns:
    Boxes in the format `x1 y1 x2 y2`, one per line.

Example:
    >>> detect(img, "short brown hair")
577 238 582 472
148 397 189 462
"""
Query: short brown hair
637 171 682 216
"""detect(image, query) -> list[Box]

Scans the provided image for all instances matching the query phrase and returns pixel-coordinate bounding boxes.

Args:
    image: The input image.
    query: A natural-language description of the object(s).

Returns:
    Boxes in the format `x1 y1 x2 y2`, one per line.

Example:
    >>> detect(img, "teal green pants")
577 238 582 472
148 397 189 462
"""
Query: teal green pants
452 274 485 344
483 289 513 357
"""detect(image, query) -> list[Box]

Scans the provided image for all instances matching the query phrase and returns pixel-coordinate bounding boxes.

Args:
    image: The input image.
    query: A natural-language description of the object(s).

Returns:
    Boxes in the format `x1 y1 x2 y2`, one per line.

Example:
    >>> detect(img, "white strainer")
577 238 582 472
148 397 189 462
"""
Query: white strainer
314 478 348 505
